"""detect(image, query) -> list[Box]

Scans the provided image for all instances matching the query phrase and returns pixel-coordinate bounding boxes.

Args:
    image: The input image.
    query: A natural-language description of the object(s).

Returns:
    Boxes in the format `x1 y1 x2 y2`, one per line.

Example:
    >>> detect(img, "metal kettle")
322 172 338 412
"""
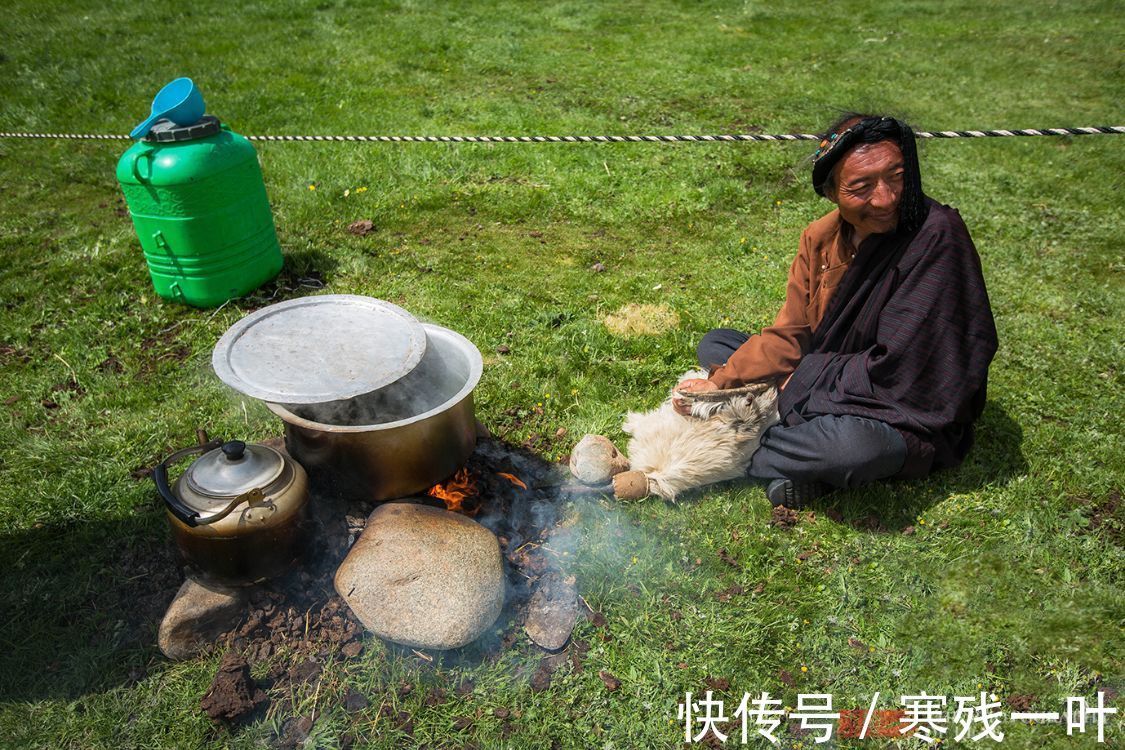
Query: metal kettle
154 435 309 586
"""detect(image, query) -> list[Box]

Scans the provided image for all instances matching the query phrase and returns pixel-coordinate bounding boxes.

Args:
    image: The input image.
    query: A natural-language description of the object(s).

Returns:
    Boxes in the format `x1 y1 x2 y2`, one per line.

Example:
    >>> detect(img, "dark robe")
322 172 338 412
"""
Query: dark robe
777 198 998 478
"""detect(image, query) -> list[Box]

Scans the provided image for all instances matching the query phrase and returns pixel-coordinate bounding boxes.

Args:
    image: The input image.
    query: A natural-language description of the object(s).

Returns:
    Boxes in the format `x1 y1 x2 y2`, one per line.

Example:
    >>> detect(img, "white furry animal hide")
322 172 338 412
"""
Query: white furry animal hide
622 370 780 501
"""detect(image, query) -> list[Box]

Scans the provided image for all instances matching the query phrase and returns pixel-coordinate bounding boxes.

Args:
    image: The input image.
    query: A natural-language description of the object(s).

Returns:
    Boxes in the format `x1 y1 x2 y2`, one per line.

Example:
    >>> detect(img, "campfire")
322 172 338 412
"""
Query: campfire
426 468 481 515
427 468 529 515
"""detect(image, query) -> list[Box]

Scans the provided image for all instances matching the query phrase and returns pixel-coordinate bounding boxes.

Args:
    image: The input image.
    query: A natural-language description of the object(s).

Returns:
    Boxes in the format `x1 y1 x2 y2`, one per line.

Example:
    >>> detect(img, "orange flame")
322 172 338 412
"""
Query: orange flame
427 468 479 515
497 472 527 490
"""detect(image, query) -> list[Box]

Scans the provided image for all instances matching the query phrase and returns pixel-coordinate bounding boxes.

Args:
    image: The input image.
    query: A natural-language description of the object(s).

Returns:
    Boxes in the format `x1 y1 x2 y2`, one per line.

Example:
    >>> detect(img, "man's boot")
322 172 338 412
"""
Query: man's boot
766 478 830 508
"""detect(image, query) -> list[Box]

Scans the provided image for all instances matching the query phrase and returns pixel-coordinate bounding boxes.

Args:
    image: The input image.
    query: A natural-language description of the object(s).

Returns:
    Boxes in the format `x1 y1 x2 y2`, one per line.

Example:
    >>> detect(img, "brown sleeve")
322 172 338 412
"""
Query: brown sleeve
707 230 814 388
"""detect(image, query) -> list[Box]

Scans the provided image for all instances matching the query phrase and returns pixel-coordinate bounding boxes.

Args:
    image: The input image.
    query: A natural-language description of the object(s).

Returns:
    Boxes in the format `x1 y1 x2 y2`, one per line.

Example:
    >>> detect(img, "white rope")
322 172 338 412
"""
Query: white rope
1 126 1123 143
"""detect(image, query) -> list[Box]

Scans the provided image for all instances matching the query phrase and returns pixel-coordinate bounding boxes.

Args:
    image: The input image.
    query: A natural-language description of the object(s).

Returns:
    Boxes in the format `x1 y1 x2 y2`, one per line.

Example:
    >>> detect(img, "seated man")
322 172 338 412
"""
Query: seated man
674 113 998 507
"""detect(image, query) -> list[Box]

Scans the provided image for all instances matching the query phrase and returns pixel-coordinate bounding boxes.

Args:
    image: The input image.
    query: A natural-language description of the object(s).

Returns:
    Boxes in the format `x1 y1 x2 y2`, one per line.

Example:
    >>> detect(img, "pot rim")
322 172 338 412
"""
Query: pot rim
264 323 482 433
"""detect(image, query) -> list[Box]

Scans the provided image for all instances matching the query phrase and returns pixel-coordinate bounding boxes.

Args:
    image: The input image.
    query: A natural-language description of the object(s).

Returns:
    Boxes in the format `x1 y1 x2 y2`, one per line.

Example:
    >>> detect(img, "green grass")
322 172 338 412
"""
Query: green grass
1 0 1122 747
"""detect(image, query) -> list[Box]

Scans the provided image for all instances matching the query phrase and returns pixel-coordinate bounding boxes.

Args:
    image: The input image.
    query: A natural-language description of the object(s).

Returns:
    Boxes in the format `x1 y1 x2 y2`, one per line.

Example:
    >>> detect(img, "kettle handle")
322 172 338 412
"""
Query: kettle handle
154 439 223 527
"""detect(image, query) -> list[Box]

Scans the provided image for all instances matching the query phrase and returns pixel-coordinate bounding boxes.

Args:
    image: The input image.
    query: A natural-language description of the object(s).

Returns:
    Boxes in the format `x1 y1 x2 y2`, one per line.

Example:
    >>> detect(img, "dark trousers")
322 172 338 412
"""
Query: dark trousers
697 328 907 489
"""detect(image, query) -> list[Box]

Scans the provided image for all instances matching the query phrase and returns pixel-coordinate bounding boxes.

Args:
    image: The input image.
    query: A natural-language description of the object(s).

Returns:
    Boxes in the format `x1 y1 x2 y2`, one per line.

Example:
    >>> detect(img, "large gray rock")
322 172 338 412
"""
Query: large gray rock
159 578 247 660
335 502 504 650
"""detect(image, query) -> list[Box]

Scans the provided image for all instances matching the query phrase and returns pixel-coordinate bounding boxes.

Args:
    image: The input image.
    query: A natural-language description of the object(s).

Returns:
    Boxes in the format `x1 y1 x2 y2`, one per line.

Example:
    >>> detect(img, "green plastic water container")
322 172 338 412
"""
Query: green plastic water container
116 116 283 307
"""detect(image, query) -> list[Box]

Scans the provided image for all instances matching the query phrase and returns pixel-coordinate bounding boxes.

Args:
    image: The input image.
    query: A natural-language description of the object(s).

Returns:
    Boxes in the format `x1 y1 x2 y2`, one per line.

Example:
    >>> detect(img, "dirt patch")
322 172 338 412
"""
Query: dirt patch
97 353 125 374
703 676 731 692
852 513 886 532
74 533 184 657
50 377 85 398
242 269 327 311
200 651 268 725
0 344 32 365
715 585 745 603
602 303 680 337
717 548 740 568
1088 489 1123 544
528 652 568 692
136 327 194 377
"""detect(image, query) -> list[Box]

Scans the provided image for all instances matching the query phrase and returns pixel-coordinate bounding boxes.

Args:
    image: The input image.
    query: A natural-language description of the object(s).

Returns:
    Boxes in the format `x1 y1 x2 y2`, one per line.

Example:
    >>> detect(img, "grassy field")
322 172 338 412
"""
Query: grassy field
1 0 1122 747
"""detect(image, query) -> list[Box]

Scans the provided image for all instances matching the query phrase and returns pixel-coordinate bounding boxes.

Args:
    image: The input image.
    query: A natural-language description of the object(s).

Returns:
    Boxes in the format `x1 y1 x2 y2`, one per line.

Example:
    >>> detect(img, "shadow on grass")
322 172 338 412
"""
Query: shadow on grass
0 513 183 702
808 399 1028 530
241 246 340 309
665 399 1027 532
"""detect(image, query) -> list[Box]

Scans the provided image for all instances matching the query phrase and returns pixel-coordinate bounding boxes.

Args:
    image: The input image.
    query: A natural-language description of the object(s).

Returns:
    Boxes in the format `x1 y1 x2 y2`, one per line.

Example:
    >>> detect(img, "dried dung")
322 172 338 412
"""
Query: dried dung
598 670 621 691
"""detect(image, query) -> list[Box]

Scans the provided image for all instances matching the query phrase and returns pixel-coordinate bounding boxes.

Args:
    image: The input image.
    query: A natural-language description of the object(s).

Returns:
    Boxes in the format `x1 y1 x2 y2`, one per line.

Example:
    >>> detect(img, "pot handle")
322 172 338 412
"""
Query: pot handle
154 439 223 527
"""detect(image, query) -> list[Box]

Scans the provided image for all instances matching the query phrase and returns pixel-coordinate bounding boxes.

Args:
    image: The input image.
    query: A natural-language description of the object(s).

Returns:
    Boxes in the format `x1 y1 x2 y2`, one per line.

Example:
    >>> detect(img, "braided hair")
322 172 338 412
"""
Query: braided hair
811 114 929 234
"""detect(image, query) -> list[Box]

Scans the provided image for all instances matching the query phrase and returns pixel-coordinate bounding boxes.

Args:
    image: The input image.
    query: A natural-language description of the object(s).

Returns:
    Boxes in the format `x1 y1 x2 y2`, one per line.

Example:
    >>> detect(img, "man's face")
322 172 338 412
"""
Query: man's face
829 140 905 240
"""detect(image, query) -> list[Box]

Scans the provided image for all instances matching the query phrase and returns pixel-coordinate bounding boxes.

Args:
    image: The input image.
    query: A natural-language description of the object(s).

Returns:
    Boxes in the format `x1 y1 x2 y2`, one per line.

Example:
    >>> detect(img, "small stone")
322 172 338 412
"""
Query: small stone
591 262 606 272
158 579 248 661
569 434 630 486
335 502 505 650
525 574 579 651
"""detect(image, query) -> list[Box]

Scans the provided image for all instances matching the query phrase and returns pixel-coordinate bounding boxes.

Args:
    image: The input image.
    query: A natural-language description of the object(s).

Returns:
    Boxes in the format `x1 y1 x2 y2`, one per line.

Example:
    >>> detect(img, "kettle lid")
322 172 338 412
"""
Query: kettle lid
184 440 285 501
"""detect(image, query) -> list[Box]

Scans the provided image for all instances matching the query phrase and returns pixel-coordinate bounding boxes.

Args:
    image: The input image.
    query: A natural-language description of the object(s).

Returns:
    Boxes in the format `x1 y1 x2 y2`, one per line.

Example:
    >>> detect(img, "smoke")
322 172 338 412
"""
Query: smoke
470 438 656 591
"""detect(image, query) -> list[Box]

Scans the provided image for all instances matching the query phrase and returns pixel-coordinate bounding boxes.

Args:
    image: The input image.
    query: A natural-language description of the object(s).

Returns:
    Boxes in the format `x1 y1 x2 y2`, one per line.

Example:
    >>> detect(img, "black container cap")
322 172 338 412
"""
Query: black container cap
145 115 222 142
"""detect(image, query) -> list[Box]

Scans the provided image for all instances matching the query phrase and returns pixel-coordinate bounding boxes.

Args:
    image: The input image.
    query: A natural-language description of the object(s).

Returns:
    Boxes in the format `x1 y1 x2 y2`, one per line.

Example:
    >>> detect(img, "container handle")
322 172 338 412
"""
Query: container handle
131 150 154 183
153 439 221 526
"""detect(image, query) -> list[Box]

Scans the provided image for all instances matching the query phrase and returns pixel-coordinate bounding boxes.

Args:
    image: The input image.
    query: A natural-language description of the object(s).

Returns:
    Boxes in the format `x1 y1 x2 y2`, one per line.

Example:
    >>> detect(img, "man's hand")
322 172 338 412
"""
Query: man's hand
672 378 718 416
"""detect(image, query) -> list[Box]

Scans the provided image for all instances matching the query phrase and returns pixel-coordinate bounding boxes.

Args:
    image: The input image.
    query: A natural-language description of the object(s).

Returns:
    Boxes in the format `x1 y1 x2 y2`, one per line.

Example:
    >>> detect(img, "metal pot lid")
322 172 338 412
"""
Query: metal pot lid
185 441 285 500
212 295 427 404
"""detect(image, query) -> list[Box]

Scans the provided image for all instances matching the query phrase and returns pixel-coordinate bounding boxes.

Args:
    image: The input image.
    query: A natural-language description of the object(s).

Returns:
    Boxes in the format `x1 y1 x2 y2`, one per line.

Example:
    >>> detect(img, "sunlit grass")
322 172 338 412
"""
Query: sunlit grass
0 1 1121 748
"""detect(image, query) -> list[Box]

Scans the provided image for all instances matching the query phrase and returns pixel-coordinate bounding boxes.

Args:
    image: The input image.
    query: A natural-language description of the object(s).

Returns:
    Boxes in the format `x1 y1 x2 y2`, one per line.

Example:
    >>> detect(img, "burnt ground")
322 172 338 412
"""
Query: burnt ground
195 437 584 729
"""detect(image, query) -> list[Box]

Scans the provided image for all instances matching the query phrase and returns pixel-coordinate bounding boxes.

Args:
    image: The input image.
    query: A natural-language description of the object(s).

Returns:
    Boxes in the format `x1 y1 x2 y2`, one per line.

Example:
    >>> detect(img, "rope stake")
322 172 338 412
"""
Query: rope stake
1 126 1122 143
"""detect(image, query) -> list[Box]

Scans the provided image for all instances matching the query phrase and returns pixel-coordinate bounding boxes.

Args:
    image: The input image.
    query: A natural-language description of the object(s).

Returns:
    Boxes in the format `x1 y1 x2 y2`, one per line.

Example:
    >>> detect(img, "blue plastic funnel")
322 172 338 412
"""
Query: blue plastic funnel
130 77 206 140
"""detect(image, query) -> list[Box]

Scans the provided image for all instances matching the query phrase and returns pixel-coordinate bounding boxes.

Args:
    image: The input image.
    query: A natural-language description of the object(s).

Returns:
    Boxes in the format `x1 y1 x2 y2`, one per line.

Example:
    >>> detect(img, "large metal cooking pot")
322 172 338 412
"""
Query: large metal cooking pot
265 323 482 501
